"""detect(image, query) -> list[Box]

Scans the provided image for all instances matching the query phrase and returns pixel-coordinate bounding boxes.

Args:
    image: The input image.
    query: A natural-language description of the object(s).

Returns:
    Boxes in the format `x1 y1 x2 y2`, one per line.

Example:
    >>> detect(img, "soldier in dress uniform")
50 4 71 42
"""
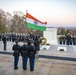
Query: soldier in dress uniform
12 40 20 69
72 36 76 45
34 36 41 59
2 34 7 50
66 33 71 45
20 41 28 70
12 33 16 42
27 37 31 46
62 35 66 45
59 36 63 44
70 35 72 45
28 41 36 71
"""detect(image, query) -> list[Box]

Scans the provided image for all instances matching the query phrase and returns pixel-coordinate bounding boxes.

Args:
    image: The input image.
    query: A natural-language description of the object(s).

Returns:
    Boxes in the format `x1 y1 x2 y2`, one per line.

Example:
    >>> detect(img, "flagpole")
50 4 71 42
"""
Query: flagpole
25 10 29 35
26 10 28 13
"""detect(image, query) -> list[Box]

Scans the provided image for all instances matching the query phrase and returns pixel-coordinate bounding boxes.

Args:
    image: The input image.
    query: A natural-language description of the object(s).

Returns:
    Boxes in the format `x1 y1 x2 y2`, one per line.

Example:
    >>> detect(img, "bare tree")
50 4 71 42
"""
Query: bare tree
0 9 7 33
11 11 26 33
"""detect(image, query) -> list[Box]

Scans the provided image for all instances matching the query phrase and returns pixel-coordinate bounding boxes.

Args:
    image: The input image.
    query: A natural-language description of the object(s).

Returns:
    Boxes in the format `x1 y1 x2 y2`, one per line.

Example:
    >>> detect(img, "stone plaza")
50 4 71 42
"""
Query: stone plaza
0 41 76 75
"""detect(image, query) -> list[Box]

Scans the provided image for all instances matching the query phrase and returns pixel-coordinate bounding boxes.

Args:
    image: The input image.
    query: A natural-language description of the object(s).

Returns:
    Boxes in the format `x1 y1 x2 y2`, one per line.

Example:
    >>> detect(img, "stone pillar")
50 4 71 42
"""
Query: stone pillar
43 28 58 45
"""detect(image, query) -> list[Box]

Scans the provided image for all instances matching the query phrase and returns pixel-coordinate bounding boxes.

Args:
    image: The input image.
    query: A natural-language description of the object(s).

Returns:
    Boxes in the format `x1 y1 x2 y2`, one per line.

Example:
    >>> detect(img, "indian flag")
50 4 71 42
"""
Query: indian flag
26 12 47 31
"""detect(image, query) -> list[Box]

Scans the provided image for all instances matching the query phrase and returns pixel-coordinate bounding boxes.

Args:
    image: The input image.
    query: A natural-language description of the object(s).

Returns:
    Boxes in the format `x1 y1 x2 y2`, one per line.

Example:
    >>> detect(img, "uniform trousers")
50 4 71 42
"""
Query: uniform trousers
14 56 19 68
22 57 28 70
29 58 35 71
3 42 7 50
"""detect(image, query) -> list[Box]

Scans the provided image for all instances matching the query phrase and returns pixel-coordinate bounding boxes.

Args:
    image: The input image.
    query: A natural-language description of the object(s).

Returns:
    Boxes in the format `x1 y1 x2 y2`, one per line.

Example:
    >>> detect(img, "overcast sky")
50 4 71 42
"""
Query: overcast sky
0 0 76 26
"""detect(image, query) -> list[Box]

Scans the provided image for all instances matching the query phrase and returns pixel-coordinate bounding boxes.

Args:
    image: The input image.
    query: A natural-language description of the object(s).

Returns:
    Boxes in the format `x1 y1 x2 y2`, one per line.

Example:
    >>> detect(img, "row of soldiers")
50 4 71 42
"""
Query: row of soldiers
59 34 76 45
12 34 41 71
1 33 41 51
0 33 38 42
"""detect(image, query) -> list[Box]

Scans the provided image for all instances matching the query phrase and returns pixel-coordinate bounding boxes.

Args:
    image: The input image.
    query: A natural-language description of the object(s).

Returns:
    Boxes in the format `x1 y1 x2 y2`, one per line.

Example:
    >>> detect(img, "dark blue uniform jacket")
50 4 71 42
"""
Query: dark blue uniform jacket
12 44 20 56
28 45 36 58
20 45 28 57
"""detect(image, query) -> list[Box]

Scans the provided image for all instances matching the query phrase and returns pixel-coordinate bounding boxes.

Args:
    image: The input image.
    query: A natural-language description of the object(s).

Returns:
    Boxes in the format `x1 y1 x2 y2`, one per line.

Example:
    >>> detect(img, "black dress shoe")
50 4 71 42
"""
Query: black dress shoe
30 69 34 71
14 67 19 70
23 68 27 70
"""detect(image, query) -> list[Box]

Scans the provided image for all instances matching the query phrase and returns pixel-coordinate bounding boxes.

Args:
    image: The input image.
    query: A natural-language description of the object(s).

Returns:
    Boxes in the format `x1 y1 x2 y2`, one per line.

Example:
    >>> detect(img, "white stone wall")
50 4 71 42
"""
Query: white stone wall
43 28 58 45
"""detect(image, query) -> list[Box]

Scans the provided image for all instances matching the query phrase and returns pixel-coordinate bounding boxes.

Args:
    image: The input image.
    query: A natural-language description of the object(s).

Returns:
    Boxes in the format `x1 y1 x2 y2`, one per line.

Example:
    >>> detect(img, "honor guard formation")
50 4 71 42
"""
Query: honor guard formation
0 32 76 72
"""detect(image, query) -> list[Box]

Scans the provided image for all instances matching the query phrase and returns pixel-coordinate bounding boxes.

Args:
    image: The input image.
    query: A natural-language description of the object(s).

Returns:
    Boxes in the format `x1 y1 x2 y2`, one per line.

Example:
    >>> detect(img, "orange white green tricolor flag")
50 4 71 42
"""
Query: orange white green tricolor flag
26 12 47 31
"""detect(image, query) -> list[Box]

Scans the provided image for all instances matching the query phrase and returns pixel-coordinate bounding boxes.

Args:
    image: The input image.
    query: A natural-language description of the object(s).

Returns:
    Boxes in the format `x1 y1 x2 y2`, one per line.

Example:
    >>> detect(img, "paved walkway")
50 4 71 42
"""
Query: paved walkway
0 54 76 75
